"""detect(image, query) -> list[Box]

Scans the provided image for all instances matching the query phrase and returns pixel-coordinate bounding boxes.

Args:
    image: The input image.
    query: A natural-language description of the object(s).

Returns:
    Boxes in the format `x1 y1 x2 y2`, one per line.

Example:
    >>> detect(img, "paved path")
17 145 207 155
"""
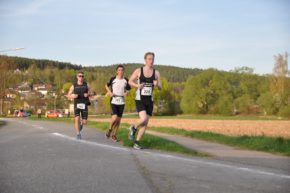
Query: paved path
1 118 289 193
146 130 290 170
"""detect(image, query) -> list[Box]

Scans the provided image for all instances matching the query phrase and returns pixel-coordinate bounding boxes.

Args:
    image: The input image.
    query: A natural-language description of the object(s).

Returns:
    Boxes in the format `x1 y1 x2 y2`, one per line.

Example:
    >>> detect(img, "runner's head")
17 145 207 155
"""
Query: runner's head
116 64 124 77
76 71 84 83
144 52 155 67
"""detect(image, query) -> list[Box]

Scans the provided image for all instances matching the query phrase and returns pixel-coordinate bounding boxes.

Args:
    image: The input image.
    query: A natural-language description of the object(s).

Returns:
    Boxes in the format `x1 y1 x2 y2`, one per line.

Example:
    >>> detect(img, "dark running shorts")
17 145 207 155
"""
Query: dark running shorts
136 99 153 116
111 104 125 118
74 105 88 120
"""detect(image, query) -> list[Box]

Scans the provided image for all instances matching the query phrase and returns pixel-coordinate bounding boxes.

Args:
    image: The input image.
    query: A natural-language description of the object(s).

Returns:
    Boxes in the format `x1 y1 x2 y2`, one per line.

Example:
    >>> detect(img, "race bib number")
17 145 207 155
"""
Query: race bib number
141 86 152 96
76 103 86 110
111 96 125 105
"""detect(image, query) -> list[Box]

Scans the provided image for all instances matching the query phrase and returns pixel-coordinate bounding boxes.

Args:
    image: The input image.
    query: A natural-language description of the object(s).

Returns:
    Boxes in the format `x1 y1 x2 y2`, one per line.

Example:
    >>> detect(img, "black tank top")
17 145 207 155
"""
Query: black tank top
139 67 155 99
73 82 88 104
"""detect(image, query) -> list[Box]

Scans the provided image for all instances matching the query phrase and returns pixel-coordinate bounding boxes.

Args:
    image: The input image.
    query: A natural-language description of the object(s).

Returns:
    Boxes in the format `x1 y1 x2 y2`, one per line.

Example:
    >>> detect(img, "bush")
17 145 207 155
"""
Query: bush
215 95 233 115
278 105 290 118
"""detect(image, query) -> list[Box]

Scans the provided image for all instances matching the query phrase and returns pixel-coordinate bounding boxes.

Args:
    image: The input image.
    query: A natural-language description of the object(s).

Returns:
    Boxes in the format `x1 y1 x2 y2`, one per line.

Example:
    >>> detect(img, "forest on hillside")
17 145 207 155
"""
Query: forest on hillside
0 54 289 117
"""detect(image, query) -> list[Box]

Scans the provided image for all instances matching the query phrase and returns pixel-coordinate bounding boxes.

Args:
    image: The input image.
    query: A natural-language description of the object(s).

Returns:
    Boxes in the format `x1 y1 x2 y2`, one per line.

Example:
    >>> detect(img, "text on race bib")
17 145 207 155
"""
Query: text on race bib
76 103 86 109
141 86 152 96
111 96 125 105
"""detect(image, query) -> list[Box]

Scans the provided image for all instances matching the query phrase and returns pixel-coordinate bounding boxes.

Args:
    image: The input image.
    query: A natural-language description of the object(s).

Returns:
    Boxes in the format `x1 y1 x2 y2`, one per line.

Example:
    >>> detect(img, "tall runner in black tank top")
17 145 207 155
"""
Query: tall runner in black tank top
67 71 92 140
128 52 162 149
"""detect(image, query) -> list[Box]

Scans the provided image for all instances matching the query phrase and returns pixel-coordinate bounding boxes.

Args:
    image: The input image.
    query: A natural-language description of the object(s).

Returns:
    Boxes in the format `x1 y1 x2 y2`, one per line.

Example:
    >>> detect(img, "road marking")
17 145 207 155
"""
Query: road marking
52 132 129 152
51 132 290 180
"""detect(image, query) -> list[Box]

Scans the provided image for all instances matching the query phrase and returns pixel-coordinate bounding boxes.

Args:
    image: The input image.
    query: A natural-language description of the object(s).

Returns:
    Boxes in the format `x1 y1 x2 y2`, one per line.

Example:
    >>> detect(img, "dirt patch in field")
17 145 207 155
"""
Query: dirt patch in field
93 118 290 138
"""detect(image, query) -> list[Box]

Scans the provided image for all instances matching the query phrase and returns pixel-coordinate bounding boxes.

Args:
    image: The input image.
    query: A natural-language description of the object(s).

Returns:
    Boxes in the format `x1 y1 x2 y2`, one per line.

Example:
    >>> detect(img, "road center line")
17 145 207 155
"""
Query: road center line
51 132 290 180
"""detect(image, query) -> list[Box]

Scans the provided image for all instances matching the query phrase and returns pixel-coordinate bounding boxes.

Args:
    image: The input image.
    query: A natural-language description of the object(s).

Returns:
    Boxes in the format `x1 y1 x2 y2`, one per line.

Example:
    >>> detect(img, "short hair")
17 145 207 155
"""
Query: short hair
77 71 84 75
144 52 155 59
116 64 124 71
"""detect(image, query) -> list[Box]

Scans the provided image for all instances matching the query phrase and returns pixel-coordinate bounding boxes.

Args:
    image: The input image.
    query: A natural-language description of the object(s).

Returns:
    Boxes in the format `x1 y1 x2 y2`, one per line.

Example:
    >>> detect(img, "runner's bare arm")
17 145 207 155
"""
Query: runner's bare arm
67 85 77 99
85 84 93 98
129 69 144 89
105 84 113 97
155 70 162 90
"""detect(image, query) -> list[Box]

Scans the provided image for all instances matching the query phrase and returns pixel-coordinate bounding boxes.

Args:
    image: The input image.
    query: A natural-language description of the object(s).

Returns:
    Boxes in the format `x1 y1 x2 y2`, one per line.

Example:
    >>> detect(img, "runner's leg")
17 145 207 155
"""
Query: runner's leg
112 117 121 136
110 115 118 130
136 112 149 141
135 110 149 129
75 116 81 133
107 115 118 138
75 116 82 139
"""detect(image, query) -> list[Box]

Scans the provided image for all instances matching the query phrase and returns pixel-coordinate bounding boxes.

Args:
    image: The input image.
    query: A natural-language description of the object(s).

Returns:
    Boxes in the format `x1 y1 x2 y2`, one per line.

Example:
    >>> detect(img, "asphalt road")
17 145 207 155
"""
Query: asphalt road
0 118 289 193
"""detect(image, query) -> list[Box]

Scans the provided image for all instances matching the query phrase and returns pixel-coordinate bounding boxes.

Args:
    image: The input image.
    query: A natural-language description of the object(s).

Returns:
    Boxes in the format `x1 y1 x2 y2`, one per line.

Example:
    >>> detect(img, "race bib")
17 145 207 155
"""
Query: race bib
141 86 152 96
111 96 125 105
76 103 86 109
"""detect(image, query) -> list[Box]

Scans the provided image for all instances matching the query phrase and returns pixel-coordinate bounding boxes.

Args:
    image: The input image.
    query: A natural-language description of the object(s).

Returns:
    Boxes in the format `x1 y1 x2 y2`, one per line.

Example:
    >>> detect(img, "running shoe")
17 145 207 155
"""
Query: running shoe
76 133 82 140
128 125 137 141
133 141 143 150
111 135 118 142
106 129 112 139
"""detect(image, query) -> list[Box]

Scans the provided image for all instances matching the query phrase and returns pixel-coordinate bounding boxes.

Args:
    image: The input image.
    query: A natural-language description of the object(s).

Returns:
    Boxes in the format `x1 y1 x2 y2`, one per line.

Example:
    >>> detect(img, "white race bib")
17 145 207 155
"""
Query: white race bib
141 86 152 96
111 96 125 105
76 103 86 109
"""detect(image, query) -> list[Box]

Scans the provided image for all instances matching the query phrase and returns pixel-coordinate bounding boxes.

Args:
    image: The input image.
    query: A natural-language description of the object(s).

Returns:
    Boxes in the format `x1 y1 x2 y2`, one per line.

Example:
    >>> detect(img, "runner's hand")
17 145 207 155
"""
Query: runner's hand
138 83 144 89
70 94 78 99
107 92 114 97
84 93 89 97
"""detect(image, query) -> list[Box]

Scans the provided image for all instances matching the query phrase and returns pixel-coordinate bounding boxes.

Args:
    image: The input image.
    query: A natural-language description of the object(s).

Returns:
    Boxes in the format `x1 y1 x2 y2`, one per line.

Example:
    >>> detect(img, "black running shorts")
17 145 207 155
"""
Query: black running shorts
74 104 88 120
111 104 125 118
135 99 153 116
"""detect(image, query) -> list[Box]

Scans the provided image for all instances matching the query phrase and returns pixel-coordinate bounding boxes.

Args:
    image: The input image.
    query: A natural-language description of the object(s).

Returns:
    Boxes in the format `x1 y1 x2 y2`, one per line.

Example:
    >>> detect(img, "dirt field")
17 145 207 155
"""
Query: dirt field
93 118 290 138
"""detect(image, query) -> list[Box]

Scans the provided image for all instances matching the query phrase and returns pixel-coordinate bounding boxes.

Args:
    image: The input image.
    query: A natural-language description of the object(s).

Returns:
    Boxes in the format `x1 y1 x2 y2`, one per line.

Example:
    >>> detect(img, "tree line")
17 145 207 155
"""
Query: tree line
0 53 289 117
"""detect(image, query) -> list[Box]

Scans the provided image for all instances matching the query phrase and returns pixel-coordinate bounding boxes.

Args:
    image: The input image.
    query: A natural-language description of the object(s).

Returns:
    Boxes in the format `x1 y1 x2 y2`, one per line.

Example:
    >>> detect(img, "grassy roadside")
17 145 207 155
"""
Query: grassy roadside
28 117 206 157
90 120 290 156
86 121 205 157
90 114 286 120
28 117 290 156
148 126 290 156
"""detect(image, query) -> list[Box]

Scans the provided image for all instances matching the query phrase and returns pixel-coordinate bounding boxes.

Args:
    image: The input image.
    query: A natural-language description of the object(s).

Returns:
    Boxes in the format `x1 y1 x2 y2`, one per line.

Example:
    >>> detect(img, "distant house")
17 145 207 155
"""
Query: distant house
32 84 52 96
16 82 31 94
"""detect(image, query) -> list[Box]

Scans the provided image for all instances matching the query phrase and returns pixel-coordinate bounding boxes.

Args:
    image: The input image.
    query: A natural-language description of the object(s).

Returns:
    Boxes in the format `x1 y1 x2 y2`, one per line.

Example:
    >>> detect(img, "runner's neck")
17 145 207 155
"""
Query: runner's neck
77 80 84 85
116 75 123 79
143 65 153 71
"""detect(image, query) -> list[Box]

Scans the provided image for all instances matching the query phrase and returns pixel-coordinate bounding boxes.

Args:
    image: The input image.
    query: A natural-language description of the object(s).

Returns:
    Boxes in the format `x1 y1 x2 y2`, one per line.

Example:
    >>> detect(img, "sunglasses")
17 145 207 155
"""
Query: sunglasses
78 75 84 78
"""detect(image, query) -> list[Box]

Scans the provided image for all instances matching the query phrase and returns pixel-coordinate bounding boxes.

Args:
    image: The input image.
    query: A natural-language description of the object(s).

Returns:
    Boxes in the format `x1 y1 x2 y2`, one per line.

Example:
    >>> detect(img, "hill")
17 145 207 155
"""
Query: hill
0 55 203 83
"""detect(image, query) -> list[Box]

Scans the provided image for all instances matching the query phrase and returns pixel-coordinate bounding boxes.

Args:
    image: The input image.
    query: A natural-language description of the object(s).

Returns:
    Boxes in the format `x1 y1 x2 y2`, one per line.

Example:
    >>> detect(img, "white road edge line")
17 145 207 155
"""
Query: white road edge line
51 132 290 180
52 132 129 152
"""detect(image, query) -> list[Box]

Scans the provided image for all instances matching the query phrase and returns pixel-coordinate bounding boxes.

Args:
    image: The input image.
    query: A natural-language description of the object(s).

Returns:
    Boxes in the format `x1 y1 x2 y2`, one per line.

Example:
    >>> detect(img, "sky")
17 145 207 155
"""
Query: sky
0 0 289 74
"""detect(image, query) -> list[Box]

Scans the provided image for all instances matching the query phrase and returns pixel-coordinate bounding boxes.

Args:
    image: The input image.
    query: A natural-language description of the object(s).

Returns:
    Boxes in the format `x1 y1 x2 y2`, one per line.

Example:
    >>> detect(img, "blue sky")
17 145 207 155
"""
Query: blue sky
0 0 289 74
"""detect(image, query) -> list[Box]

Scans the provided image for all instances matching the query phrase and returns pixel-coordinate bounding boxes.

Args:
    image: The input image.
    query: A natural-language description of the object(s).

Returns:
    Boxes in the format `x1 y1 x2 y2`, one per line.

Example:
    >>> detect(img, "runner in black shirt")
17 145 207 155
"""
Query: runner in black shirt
128 52 162 149
67 71 92 140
